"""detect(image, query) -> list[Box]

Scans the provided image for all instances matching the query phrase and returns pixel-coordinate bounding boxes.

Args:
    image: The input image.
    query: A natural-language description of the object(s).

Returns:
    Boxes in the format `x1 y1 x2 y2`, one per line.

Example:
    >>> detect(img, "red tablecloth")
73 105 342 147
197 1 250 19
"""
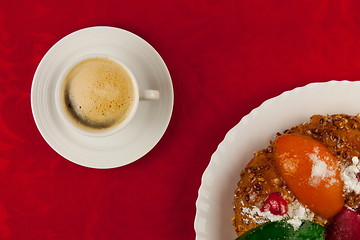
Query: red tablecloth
2 1 360 239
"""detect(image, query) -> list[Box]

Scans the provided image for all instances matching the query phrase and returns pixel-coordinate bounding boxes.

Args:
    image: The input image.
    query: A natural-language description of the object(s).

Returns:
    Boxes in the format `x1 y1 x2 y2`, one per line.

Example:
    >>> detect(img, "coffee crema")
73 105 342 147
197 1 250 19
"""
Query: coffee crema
61 57 135 131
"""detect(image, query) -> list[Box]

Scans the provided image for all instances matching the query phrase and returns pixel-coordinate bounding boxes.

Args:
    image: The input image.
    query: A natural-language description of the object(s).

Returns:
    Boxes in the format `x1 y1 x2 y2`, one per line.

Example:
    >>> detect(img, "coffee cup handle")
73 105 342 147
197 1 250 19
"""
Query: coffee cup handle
139 90 160 101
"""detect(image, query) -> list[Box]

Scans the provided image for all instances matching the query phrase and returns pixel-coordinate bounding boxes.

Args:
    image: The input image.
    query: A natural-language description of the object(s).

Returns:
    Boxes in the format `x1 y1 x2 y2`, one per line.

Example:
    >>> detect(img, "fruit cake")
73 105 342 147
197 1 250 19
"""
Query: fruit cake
233 114 360 239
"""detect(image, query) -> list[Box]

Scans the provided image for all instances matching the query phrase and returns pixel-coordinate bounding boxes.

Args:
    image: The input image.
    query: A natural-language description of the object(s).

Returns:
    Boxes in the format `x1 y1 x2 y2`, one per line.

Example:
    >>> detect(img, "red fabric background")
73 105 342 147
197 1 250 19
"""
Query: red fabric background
1 0 360 239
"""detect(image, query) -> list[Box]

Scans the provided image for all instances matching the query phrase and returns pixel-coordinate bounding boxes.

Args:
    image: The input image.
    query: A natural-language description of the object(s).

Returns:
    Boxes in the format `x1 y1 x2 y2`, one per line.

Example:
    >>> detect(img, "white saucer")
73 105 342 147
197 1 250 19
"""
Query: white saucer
31 26 174 169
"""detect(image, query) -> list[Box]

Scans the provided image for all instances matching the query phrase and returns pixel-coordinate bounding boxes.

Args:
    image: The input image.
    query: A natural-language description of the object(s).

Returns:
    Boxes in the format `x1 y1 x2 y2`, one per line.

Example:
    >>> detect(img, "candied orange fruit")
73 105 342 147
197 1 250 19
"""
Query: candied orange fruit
274 134 344 219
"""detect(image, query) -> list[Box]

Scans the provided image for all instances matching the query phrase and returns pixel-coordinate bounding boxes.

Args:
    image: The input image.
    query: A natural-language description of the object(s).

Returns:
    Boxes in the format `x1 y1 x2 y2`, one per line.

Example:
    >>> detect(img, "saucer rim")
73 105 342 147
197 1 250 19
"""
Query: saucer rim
31 26 174 169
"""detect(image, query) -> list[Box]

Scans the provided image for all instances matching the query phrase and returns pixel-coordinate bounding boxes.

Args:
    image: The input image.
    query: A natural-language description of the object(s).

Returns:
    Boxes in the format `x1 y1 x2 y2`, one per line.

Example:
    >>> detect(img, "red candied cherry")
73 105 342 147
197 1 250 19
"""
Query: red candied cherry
261 192 288 215
327 207 360 240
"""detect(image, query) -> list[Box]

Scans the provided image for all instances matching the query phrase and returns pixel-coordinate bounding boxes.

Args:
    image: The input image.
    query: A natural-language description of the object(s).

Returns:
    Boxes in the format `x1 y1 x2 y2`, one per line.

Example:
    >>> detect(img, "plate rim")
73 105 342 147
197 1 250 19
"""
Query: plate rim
194 80 360 239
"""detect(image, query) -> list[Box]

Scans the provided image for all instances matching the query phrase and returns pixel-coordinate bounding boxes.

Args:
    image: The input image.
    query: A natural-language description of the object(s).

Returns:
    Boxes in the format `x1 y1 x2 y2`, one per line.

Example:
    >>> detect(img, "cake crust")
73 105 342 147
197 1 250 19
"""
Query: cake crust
233 114 360 236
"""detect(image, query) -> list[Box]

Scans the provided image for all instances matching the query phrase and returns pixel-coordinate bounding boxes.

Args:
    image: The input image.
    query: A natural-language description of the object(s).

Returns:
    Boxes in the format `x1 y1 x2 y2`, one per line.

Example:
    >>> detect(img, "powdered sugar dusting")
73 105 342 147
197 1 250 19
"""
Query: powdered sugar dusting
341 156 360 194
308 147 336 187
286 200 315 229
241 206 283 224
241 199 315 229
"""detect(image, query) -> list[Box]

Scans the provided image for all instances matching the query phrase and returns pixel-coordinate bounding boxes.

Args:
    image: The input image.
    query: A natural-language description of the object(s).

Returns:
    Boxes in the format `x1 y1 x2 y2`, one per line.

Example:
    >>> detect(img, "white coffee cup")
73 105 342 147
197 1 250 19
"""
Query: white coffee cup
55 55 159 137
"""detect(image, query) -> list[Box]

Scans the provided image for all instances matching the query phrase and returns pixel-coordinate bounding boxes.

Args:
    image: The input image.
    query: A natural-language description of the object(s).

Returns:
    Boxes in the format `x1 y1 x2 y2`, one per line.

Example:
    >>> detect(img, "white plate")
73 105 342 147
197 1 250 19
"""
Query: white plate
31 26 174 169
194 80 360 240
